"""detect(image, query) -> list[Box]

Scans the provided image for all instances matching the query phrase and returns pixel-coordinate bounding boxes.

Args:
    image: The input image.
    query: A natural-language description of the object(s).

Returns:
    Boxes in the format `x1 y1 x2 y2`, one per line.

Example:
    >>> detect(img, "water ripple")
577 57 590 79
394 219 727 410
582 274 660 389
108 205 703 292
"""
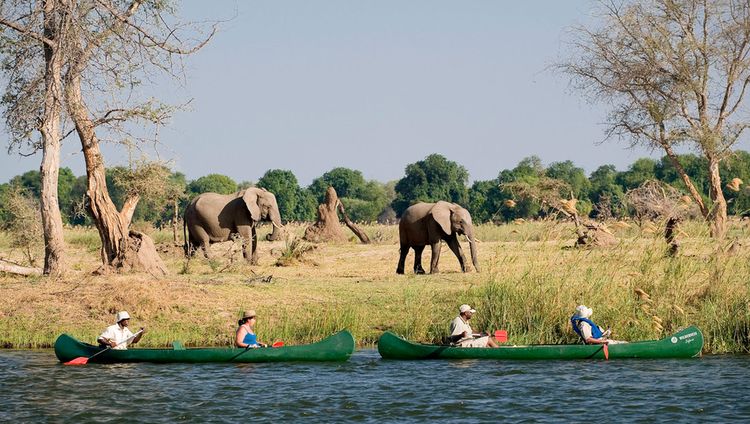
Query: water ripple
1 351 750 422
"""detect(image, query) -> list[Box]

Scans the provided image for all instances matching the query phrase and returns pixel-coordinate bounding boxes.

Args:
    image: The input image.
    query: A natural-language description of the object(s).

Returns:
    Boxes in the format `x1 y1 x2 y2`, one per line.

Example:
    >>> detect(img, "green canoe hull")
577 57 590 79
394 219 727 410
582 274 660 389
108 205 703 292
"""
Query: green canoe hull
55 330 355 364
378 326 703 360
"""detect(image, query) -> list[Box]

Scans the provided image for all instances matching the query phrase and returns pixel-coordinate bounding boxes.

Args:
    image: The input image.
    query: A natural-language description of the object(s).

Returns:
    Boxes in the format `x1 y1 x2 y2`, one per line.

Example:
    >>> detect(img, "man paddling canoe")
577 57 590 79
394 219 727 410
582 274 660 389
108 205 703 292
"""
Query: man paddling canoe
571 305 626 345
97 311 145 350
448 304 499 348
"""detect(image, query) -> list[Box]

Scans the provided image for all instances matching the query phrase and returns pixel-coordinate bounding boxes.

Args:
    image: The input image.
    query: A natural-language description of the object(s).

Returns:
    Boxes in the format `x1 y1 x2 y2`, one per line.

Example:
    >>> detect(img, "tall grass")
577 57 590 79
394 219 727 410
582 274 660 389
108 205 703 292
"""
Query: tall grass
0 219 749 352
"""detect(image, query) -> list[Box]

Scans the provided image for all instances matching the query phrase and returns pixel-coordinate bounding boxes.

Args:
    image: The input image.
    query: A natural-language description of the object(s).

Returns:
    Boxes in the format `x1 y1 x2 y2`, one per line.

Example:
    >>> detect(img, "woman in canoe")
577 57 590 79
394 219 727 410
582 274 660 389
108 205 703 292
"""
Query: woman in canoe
571 305 626 345
235 310 267 348
448 304 499 348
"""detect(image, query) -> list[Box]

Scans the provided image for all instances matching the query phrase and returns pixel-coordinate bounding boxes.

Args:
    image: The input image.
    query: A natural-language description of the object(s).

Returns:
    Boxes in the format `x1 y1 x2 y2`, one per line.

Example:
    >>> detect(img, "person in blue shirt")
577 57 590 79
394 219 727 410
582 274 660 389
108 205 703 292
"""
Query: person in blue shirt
235 310 267 348
571 305 626 345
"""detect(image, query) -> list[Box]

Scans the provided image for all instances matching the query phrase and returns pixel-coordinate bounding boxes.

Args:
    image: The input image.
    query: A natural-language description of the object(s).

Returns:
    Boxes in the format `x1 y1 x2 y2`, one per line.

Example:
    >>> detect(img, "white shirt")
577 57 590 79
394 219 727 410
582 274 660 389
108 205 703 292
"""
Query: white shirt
99 324 135 350
450 316 473 338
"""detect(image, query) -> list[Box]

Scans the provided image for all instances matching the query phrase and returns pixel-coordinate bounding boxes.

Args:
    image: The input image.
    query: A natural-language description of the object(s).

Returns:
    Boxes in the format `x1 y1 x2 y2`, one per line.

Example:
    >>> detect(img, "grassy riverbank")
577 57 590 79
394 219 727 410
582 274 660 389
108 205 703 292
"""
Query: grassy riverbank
1 220 749 353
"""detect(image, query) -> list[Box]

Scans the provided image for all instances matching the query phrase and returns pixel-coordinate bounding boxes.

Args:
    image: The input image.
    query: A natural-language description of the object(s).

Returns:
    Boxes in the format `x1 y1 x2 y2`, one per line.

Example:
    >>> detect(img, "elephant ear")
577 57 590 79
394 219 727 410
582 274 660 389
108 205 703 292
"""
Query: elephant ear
431 201 453 235
242 189 261 221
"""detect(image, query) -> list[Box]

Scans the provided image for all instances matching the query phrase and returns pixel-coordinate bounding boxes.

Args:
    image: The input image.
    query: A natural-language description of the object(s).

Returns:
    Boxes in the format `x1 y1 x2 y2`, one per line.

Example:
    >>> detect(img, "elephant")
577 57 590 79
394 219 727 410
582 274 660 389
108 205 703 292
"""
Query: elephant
183 187 283 265
396 201 479 274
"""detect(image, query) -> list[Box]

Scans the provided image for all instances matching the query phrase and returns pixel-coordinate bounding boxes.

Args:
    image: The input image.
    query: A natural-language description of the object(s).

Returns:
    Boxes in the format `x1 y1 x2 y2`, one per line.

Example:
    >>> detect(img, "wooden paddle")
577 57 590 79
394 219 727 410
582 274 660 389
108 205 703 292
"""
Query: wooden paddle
64 329 144 366
228 340 284 362
602 343 609 360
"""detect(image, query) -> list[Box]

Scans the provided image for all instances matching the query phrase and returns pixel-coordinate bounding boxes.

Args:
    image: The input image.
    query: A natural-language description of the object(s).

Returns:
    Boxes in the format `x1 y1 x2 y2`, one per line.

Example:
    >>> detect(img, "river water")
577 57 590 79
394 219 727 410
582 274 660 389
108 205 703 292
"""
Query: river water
1 349 749 423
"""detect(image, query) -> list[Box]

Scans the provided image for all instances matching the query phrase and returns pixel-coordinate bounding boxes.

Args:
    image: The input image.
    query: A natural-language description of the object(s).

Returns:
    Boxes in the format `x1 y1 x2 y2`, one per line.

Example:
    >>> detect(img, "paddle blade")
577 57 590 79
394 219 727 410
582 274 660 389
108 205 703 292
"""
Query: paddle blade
494 330 508 343
63 357 89 366
272 341 284 348
603 343 609 360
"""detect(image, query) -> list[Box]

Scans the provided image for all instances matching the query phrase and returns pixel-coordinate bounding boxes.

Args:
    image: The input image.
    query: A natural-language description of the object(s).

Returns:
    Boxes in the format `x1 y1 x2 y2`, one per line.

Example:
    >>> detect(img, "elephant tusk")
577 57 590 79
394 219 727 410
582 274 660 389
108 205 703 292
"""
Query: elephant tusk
272 220 285 229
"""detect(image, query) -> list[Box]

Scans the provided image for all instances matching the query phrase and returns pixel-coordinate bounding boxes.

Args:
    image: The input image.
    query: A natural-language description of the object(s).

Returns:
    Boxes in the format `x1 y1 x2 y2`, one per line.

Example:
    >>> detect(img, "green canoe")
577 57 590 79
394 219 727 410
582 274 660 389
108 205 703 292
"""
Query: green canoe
55 330 355 364
378 326 703 360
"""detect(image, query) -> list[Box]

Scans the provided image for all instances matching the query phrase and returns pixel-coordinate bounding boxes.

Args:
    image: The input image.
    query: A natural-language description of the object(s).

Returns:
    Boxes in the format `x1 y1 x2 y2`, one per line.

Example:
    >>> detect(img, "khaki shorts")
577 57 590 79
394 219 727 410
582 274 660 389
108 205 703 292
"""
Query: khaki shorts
459 336 489 348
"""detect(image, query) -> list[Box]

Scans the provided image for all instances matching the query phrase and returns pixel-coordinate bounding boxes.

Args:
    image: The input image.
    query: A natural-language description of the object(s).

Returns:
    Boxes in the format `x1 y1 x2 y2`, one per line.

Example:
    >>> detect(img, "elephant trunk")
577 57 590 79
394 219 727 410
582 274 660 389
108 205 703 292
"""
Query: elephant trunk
466 229 480 272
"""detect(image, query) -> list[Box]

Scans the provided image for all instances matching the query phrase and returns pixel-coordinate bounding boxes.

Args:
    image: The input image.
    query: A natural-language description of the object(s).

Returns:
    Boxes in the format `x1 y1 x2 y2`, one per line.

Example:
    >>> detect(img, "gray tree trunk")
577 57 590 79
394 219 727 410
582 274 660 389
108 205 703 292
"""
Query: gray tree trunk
39 0 66 275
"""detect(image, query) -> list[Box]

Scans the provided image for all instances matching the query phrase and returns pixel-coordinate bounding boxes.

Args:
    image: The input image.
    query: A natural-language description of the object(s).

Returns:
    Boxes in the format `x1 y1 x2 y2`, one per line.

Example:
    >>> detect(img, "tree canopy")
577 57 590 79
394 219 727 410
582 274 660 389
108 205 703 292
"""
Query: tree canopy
392 154 469 216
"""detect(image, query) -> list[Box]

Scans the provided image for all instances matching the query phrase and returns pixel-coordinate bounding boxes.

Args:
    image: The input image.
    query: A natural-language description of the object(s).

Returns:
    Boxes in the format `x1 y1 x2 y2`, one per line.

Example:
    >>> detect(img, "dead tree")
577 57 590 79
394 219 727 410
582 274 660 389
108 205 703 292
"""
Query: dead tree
338 202 371 244
60 1 213 274
0 1 67 275
560 0 750 238
626 180 698 255
304 187 370 243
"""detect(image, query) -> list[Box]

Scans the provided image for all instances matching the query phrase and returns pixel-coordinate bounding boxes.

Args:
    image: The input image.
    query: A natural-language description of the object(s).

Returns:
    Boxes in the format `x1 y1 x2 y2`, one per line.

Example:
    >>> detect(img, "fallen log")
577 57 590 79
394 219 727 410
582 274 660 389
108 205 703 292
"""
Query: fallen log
0 259 43 276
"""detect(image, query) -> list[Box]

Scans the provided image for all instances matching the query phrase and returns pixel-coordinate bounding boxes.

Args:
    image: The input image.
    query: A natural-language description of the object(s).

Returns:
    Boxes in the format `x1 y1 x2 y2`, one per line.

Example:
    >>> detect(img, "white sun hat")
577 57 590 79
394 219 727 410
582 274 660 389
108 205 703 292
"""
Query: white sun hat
575 305 593 318
459 304 476 314
116 311 131 323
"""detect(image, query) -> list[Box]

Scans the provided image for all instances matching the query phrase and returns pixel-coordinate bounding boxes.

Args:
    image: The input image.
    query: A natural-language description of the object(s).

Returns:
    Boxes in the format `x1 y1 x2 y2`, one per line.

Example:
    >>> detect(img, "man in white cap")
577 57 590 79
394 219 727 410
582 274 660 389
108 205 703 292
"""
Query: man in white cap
448 304 499 348
571 305 626 345
97 311 145 350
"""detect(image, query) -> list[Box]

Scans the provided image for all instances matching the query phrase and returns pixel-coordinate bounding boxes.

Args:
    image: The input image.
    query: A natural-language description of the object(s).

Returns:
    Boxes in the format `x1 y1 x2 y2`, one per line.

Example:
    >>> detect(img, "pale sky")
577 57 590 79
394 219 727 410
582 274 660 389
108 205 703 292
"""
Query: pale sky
2 0 745 185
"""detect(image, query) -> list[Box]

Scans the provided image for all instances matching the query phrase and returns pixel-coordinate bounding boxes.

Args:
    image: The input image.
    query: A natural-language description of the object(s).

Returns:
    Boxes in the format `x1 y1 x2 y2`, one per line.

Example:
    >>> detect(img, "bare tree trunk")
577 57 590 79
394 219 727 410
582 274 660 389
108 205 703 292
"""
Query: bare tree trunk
304 187 347 243
0 259 42 276
662 144 708 217
665 217 680 256
707 157 728 239
337 202 370 244
65 71 165 275
38 0 65 276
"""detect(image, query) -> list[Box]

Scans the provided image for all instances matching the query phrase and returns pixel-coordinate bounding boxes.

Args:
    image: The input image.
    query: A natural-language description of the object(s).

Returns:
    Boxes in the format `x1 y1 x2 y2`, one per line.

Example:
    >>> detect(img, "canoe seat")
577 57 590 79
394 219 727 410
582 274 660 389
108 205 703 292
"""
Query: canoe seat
172 341 185 350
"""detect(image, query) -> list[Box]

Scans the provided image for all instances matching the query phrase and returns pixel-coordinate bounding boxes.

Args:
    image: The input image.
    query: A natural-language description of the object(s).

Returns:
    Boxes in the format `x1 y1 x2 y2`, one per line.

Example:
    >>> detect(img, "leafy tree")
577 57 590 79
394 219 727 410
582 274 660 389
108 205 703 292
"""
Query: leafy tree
616 158 657 190
561 0 750 238
588 165 625 218
257 169 314 222
468 180 506 223
309 168 367 202
721 151 750 216
655 154 708 200
496 156 546 220
392 154 469 216
546 161 591 200
0 183 10 225
9 171 42 197
309 168 389 222
187 174 238 197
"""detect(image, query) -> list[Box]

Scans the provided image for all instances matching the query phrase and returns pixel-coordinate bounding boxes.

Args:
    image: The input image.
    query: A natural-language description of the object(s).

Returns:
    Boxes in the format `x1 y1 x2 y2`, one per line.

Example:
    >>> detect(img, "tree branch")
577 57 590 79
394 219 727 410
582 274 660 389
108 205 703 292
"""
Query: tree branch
0 17 54 46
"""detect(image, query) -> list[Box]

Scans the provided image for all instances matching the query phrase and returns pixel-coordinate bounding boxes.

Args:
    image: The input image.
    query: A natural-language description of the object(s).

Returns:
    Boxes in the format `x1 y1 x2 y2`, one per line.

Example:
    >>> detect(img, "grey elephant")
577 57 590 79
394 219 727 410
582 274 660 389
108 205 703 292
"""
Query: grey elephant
183 187 283 265
396 201 479 274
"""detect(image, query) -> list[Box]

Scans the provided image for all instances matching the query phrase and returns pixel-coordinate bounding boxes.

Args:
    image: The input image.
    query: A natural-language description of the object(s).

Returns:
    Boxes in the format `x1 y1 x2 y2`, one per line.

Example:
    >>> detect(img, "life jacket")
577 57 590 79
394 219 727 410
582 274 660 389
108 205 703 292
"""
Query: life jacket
242 332 258 346
570 316 603 342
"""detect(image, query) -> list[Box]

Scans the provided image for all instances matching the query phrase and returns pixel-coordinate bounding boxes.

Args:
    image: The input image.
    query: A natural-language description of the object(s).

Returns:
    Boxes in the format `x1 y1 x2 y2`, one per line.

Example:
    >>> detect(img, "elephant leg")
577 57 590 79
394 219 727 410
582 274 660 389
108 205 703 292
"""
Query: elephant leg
250 226 259 265
189 226 211 259
250 225 258 265
414 246 426 274
200 242 211 259
446 236 467 272
429 242 441 274
396 243 409 274
237 225 258 265
189 239 199 257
